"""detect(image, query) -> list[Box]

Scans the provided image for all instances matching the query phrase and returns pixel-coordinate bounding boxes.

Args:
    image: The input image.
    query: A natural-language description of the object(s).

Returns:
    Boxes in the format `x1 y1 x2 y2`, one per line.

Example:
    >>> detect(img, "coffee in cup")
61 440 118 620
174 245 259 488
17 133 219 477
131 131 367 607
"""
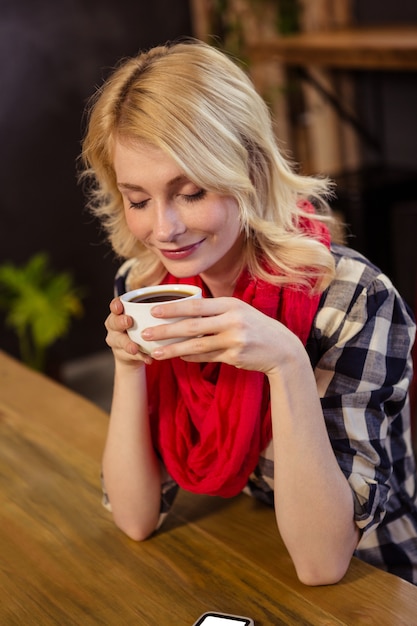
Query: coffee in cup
120 284 202 354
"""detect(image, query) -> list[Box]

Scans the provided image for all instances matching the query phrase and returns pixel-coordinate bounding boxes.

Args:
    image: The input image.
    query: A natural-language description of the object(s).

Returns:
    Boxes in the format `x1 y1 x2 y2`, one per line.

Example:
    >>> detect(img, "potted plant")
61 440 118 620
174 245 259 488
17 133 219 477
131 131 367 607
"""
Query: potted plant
0 252 84 373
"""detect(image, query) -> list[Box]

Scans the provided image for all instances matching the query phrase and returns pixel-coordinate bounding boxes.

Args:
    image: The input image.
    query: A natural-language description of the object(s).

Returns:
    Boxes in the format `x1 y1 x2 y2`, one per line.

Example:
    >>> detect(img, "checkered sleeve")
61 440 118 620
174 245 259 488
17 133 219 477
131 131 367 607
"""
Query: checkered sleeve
312 246 416 538
114 258 138 297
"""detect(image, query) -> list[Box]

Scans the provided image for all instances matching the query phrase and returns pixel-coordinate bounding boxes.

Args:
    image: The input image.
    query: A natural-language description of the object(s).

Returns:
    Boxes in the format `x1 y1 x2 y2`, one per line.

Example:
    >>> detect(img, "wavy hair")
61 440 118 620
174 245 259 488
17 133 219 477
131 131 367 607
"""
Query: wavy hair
80 39 336 292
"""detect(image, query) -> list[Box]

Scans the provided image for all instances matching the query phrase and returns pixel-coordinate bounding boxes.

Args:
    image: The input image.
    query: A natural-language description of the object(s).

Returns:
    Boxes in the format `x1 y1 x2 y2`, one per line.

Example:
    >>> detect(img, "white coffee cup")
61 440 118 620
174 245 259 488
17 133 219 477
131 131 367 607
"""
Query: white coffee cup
120 284 202 354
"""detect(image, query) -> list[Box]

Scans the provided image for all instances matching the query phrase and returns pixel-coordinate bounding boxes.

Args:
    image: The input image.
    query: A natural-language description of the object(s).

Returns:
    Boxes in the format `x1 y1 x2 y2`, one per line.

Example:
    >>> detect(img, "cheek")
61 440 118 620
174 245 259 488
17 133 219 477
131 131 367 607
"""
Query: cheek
124 210 147 240
205 199 240 233
218 203 241 238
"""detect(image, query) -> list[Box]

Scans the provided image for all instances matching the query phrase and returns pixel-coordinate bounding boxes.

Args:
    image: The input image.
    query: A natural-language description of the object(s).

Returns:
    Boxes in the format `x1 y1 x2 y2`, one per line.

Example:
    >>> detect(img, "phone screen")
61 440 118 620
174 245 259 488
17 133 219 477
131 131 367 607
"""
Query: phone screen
194 613 253 625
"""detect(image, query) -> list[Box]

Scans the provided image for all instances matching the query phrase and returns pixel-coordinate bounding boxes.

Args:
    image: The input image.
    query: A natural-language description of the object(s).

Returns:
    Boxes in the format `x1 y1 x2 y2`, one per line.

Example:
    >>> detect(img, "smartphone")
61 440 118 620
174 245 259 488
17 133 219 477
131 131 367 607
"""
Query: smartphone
193 612 254 625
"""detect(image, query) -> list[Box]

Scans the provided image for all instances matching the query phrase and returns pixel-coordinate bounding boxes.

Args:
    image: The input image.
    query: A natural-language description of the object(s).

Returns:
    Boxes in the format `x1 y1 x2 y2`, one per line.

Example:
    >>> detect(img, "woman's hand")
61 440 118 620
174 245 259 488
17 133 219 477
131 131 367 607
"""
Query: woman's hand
105 297 153 366
140 296 302 375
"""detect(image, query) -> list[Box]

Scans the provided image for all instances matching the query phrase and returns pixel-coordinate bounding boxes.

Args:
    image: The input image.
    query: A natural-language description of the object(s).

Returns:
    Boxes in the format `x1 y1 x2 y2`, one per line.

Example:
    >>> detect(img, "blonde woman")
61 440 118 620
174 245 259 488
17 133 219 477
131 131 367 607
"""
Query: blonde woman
81 40 417 586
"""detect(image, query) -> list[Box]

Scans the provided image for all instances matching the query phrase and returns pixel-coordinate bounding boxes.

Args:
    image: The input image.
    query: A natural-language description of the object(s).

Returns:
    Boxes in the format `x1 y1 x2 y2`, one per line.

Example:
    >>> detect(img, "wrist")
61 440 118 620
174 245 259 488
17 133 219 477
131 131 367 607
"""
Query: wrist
113 356 147 378
266 333 309 380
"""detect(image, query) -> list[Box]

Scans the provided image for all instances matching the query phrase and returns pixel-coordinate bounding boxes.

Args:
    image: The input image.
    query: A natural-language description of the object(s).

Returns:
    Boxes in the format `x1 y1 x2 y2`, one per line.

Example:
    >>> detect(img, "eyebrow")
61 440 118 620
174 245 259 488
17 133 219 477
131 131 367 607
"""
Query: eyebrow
117 175 191 192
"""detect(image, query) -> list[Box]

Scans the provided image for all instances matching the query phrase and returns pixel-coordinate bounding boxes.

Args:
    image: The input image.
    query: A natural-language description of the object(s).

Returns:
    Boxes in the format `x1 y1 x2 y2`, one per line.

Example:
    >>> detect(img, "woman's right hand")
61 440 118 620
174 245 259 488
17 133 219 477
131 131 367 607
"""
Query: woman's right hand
105 297 152 366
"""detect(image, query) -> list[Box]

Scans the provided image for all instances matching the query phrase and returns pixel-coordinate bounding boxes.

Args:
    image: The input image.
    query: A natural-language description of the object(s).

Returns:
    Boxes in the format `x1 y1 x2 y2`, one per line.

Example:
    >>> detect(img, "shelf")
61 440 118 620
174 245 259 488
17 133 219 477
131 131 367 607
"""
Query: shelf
248 26 417 70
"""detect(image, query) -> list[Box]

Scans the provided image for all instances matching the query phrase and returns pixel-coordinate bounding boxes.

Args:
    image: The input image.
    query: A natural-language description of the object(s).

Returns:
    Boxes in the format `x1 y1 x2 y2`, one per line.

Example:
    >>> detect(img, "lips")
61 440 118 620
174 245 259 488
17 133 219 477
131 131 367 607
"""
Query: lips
158 239 205 260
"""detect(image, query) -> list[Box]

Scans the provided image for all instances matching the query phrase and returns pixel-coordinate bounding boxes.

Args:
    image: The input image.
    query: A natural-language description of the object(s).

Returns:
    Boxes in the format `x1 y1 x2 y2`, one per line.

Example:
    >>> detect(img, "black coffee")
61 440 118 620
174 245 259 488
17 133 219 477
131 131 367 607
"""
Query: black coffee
129 291 192 304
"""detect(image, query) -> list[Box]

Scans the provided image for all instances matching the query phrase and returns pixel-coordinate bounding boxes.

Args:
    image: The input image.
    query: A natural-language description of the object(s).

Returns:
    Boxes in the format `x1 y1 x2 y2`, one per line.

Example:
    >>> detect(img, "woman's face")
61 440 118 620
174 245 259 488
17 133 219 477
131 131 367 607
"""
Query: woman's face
113 139 244 291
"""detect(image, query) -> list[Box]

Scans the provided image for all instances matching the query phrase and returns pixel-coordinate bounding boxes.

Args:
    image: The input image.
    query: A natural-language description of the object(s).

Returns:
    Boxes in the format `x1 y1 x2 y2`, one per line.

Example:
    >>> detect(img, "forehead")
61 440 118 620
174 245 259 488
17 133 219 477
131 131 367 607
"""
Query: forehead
113 138 184 184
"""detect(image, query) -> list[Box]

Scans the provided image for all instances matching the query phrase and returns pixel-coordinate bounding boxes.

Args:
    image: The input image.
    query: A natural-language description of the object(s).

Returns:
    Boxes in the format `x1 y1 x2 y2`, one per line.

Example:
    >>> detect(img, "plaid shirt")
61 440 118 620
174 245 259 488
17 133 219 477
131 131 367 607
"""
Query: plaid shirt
112 244 417 584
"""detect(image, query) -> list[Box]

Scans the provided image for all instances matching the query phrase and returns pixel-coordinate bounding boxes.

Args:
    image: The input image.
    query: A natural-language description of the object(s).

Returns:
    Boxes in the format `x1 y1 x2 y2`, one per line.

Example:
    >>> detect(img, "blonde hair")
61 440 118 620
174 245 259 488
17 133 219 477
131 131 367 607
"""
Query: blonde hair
81 39 335 292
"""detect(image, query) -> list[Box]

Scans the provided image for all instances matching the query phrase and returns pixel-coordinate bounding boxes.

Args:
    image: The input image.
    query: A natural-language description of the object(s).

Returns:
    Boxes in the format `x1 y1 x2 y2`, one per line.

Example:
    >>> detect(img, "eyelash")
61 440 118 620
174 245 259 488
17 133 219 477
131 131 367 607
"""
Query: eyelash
129 199 148 210
129 189 206 210
184 188 206 203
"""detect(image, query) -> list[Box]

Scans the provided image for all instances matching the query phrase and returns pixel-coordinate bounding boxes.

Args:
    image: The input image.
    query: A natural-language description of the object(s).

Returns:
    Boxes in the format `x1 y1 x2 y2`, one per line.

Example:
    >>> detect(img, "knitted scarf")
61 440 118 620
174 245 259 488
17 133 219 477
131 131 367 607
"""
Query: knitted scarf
146 209 330 497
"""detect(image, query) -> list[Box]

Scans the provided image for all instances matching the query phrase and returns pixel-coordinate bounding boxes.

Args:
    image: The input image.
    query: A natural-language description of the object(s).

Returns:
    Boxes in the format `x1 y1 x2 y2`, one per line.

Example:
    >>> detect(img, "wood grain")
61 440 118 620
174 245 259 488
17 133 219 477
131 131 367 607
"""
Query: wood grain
1 350 417 625
248 26 417 71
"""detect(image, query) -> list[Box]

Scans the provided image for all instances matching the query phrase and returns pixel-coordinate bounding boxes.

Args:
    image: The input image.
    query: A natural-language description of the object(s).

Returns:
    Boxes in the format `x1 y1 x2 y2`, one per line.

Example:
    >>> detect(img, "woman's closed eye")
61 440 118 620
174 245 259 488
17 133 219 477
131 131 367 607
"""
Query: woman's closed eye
128 188 207 210
129 198 149 210
181 188 206 203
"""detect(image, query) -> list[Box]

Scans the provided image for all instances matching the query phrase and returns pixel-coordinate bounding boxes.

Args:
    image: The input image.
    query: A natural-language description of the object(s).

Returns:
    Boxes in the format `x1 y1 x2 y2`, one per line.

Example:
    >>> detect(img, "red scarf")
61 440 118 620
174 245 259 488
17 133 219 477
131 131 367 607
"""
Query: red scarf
146 208 330 497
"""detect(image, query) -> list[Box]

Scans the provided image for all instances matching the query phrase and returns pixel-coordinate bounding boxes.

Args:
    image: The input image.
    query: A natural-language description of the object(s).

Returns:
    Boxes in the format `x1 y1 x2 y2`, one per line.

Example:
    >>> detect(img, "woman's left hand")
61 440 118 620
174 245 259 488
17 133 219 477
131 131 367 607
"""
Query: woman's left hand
140 296 303 374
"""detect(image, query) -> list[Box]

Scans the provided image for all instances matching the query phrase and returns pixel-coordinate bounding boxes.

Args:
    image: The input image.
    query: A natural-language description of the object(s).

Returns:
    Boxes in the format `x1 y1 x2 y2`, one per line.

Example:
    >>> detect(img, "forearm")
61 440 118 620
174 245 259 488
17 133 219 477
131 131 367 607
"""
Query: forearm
269 350 359 585
102 361 162 540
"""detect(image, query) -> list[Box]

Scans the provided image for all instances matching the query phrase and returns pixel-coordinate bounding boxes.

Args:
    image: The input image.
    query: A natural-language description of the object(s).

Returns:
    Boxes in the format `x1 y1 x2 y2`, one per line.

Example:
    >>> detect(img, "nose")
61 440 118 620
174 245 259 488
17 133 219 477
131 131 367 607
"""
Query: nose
153 202 185 242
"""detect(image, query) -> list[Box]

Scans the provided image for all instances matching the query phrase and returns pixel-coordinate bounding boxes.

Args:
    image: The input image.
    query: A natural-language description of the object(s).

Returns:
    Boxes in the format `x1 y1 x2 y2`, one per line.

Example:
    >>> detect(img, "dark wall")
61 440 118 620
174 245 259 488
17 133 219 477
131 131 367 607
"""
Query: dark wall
0 0 192 363
333 2 417 306
353 0 417 170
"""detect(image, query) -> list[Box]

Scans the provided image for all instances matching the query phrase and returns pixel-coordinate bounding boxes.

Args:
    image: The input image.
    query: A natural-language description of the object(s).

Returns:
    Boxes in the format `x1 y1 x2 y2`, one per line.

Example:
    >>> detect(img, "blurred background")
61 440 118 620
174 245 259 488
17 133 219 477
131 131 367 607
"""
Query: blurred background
1 0 416 411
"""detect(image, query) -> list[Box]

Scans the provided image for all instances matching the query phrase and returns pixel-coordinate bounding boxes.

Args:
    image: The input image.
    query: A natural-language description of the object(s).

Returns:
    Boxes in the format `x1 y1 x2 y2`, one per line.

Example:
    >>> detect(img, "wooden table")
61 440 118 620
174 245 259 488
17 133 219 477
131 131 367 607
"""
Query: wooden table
248 26 417 71
1 349 417 625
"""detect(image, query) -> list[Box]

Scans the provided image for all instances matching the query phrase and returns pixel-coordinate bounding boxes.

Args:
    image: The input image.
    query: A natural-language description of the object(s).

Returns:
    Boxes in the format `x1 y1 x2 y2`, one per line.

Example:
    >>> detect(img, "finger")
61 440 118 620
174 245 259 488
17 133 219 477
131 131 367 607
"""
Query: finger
142 305 241 343
149 296 232 319
105 311 133 333
110 297 124 314
150 332 229 360
126 340 153 363
181 350 227 364
107 330 153 364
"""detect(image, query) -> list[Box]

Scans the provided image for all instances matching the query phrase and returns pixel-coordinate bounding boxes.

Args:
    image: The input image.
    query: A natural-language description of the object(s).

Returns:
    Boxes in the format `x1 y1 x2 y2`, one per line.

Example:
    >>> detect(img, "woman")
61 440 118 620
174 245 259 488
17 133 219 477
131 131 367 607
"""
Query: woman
81 40 417 586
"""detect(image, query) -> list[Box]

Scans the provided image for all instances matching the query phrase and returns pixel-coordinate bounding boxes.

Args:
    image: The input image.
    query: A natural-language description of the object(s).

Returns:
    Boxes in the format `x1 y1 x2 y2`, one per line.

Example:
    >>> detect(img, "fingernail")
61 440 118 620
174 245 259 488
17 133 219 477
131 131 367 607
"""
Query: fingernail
151 349 163 358
141 329 152 339
151 306 163 317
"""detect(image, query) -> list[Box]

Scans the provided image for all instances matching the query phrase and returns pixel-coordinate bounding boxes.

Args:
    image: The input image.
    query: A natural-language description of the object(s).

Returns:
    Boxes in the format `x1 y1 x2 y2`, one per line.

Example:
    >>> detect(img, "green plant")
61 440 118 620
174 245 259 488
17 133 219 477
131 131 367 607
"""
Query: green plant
0 252 84 372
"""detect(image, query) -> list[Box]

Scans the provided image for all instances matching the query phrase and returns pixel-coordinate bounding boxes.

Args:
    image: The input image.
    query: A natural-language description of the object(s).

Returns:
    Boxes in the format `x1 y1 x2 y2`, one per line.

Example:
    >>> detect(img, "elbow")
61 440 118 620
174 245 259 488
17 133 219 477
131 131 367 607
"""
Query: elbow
113 514 156 542
286 526 359 586
121 526 153 543
295 558 350 587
